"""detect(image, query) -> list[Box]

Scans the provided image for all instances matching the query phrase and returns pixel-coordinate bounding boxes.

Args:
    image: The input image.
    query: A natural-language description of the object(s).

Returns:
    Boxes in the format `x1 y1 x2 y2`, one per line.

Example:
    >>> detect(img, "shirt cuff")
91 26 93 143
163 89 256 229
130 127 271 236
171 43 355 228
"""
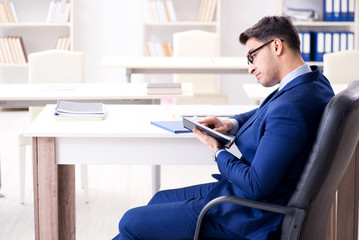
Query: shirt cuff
216 149 226 158
228 118 239 135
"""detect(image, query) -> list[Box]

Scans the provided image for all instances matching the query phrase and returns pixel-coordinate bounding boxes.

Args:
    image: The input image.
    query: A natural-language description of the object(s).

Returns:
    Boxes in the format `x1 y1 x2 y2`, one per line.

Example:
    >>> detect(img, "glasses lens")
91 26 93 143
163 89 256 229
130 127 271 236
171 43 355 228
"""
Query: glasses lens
247 53 253 65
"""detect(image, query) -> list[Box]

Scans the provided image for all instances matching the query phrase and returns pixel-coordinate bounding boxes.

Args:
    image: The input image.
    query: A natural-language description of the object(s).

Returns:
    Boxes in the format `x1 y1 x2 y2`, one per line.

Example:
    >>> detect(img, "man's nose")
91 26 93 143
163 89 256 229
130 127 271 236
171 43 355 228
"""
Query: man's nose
248 63 255 74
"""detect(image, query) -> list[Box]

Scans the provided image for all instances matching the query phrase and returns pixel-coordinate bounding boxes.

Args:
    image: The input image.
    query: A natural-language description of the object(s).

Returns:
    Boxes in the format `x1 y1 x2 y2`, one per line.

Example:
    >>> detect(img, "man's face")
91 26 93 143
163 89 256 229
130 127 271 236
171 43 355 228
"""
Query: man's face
245 38 280 87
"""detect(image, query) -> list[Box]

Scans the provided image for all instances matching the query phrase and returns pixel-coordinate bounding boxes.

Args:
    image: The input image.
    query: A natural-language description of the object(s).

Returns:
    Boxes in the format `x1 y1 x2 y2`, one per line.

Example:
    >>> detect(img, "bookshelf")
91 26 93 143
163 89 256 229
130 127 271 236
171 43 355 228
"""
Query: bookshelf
140 0 227 105
277 0 359 65
141 0 221 57
0 0 73 83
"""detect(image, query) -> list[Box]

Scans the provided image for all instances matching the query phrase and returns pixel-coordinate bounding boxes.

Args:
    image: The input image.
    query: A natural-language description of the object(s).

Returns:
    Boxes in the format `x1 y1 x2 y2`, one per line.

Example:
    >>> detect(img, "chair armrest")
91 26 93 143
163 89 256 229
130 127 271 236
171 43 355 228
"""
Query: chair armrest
193 196 305 240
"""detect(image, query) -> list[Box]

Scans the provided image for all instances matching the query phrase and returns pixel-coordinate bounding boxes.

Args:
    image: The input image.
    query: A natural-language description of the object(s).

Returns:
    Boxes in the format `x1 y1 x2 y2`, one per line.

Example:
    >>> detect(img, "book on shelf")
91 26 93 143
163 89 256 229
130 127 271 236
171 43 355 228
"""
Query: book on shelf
47 0 71 23
54 100 106 120
143 0 176 22
0 36 27 64
147 82 182 94
0 2 18 23
56 36 70 50
183 117 235 148
196 0 217 22
144 41 173 57
151 120 191 133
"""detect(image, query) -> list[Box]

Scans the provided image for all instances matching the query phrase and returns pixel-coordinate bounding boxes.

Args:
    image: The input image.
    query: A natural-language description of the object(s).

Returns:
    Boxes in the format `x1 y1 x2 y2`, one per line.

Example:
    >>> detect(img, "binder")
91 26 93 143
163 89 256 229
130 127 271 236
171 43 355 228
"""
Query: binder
324 0 333 21
348 0 354 21
300 32 311 61
325 32 333 54
348 32 354 50
312 32 325 62
333 0 341 21
332 32 340 52
341 0 348 21
340 32 348 50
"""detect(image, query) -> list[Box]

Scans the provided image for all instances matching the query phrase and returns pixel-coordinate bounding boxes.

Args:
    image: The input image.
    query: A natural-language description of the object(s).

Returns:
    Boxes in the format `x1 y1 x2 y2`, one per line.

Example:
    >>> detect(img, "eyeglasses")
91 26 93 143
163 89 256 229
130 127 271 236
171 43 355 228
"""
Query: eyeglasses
247 39 284 65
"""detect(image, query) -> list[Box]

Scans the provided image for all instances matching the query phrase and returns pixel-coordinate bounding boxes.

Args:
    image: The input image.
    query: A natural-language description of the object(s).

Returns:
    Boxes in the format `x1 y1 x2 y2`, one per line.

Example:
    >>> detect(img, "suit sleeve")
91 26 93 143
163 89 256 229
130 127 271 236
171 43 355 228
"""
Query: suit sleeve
217 103 309 200
230 109 257 130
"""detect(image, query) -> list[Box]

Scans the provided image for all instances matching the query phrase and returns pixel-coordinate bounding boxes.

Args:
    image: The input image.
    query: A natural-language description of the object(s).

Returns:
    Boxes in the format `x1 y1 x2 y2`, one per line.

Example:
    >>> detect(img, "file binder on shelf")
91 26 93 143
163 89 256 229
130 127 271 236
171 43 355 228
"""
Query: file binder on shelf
349 0 355 21
325 32 333 54
340 32 348 50
324 0 334 21
341 0 349 20
333 0 341 21
312 32 325 62
332 32 340 52
300 32 311 62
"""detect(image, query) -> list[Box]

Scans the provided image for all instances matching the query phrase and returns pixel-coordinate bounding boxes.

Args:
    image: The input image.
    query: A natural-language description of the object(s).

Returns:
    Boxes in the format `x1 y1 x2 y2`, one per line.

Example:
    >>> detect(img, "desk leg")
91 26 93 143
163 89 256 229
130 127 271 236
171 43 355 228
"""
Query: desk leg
0 152 4 198
33 137 76 240
152 165 161 195
125 69 132 83
326 141 359 240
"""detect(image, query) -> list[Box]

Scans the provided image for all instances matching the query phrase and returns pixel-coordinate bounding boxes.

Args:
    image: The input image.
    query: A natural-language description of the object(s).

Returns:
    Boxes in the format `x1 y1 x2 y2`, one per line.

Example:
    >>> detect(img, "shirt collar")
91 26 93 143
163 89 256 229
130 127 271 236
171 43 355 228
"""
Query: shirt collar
278 64 312 91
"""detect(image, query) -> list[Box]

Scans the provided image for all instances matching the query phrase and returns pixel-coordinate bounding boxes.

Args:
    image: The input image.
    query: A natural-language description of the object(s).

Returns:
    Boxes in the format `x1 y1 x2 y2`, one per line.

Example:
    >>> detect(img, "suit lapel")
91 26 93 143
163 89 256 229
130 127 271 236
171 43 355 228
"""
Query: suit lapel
235 65 320 139
235 88 281 137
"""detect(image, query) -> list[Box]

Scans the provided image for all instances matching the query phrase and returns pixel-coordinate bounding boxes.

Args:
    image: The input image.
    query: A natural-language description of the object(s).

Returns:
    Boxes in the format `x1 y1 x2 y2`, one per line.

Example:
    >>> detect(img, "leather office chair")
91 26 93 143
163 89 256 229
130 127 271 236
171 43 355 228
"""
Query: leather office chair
19 50 89 203
194 81 359 240
173 30 227 104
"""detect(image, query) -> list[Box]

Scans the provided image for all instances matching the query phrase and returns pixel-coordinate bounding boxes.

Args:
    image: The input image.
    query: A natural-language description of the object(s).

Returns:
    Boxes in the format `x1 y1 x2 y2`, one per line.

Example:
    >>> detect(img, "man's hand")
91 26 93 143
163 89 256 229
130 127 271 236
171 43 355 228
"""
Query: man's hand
198 116 233 134
193 128 220 151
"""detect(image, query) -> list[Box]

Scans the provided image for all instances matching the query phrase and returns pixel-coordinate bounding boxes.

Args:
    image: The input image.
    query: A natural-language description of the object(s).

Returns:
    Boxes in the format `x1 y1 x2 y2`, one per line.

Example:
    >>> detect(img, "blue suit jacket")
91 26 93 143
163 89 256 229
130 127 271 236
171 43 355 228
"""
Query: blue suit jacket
204 66 334 239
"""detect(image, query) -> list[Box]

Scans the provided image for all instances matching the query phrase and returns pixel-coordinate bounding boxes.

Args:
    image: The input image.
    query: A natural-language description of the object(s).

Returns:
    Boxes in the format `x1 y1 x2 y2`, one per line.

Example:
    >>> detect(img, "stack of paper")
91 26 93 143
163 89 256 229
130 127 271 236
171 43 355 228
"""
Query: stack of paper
54 100 106 120
147 83 181 95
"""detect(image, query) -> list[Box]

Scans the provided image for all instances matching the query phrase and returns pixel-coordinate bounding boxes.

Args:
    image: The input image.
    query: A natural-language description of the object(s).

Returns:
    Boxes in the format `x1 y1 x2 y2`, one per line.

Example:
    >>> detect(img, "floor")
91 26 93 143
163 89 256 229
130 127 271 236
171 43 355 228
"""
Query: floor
0 108 218 240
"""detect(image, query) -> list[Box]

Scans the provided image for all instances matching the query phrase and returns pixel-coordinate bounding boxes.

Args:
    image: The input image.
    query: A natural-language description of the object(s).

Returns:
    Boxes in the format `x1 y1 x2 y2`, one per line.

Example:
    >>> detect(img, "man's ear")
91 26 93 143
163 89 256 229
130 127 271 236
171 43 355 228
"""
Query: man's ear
273 38 283 55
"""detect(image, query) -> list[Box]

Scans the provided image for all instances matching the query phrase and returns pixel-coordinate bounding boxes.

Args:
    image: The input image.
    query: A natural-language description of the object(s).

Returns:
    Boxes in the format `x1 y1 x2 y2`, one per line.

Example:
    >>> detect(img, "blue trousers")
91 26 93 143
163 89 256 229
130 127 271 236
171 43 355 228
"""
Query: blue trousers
112 182 242 240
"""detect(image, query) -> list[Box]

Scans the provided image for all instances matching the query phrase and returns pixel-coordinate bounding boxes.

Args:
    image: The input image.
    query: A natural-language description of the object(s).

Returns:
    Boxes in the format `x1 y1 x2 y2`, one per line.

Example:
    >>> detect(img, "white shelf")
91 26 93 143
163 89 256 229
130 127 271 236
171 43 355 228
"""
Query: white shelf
0 22 71 27
293 21 356 27
143 21 218 27
141 0 221 56
0 0 74 83
0 64 28 67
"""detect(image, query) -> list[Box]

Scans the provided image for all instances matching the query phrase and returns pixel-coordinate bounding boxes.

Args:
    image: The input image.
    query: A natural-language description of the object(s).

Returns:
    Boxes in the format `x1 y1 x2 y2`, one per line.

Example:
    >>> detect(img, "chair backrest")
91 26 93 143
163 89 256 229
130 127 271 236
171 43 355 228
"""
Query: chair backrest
28 50 84 118
29 49 84 84
281 81 359 239
173 30 218 93
323 51 359 84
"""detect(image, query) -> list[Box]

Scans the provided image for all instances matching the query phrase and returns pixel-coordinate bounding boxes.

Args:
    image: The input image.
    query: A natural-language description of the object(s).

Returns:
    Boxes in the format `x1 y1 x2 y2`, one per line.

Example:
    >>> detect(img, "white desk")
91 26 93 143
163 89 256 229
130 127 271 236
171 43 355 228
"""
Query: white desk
0 82 193 107
243 83 348 102
101 57 248 81
24 104 254 240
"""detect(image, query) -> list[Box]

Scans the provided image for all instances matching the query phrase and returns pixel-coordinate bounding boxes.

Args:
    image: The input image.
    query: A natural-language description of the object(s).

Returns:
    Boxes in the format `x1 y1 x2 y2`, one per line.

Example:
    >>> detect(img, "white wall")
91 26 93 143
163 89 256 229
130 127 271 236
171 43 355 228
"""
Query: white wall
73 0 277 104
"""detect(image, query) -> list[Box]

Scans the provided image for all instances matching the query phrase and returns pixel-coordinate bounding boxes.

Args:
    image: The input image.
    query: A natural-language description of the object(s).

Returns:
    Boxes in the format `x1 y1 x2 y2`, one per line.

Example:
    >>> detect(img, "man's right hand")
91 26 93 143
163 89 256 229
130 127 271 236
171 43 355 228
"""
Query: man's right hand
198 116 233 134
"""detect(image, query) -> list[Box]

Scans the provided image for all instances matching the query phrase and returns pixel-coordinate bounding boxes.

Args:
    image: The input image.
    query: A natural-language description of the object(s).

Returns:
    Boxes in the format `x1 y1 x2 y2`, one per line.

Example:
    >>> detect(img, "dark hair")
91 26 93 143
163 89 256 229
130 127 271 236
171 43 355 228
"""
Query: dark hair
239 16 301 52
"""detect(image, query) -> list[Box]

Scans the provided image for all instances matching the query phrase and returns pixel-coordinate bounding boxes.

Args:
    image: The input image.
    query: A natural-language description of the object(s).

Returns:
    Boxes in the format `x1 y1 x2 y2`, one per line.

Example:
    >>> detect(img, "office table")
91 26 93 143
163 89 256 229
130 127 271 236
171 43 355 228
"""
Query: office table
0 82 192 202
101 57 249 81
24 104 358 240
24 104 254 240
0 82 193 107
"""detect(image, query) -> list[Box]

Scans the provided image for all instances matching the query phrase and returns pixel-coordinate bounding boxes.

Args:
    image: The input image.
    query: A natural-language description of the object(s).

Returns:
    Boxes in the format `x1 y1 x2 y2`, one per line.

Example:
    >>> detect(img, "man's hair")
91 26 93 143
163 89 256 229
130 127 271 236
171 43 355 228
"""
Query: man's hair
239 16 301 52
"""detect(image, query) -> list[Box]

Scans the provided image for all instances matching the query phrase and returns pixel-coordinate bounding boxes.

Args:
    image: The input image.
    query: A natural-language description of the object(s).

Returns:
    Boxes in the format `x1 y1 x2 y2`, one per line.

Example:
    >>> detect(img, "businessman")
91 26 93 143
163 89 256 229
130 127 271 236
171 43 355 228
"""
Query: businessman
113 16 334 240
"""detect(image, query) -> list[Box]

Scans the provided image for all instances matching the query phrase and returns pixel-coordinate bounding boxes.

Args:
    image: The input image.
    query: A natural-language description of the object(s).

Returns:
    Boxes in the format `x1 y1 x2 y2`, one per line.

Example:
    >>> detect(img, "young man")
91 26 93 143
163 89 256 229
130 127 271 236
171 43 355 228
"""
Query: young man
113 16 334 240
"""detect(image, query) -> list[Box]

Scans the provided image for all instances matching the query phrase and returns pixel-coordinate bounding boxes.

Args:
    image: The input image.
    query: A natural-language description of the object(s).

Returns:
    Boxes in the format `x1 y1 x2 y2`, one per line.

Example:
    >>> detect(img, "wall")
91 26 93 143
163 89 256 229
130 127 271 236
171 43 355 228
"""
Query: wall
73 0 277 104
